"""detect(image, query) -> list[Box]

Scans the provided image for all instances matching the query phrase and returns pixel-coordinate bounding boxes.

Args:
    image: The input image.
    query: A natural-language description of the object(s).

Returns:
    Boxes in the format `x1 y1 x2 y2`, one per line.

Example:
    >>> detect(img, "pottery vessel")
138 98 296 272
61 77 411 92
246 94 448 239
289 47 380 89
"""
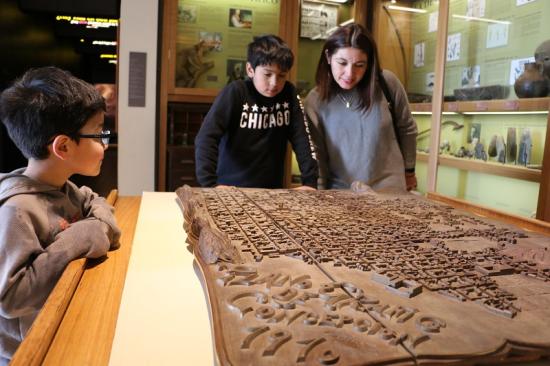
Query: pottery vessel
514 62 548 98
535 39 550 79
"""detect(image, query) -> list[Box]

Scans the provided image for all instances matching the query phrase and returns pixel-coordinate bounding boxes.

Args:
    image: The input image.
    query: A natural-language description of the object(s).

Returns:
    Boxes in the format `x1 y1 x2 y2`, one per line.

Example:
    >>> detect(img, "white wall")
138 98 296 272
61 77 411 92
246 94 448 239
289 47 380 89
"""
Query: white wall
117 0 158 195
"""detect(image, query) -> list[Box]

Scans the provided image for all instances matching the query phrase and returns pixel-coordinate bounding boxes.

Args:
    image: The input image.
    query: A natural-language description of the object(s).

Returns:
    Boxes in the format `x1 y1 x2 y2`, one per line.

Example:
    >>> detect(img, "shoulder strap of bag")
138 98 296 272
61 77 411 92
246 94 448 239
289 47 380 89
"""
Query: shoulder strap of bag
378 72 403 157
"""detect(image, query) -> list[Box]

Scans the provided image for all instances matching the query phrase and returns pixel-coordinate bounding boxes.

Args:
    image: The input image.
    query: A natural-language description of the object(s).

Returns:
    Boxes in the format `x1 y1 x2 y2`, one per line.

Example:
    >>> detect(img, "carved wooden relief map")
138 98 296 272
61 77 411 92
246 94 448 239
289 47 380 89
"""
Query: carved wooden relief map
176 186 550 365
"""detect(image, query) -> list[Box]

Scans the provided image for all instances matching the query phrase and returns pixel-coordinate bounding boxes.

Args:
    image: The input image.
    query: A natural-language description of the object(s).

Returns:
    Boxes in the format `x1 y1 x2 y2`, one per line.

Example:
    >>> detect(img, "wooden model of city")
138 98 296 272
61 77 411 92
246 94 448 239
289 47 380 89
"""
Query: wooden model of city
176 185 550 365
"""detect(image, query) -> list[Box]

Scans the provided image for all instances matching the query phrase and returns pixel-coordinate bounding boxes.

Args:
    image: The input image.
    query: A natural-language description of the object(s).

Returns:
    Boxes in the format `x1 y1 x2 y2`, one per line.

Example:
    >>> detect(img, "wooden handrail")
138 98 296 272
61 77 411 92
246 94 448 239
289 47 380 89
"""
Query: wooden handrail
10 190 119 366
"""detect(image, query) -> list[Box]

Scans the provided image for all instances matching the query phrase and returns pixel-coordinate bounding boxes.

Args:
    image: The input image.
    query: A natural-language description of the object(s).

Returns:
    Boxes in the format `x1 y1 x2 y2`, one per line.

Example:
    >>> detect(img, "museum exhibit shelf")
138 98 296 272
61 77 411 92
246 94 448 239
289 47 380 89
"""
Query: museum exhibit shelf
416 151 542 182
410 97 550 113
372 0 550 221
413 97 550 184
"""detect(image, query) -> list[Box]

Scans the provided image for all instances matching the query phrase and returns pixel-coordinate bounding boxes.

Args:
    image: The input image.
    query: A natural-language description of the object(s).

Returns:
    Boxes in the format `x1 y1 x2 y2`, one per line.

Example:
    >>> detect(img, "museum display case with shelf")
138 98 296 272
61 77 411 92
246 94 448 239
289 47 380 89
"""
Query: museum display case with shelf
372 0 550 221
158 0 295 190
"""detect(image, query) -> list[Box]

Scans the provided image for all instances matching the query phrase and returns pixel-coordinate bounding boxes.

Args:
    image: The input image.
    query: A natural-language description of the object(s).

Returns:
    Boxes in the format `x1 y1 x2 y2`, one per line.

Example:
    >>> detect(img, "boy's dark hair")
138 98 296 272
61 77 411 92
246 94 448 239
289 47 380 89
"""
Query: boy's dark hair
247 35 294 72
0 66 105 159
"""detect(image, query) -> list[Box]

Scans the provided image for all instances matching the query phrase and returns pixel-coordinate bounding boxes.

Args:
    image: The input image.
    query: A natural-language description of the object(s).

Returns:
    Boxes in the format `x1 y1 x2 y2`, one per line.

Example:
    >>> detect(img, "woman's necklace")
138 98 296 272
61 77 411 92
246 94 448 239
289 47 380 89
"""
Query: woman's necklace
338 93 352 108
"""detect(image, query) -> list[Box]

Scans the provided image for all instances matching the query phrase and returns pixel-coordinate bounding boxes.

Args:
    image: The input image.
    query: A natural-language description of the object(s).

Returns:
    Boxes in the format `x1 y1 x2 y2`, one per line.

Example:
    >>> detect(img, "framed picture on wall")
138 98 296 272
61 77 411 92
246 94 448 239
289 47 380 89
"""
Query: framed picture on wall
300 1 338 39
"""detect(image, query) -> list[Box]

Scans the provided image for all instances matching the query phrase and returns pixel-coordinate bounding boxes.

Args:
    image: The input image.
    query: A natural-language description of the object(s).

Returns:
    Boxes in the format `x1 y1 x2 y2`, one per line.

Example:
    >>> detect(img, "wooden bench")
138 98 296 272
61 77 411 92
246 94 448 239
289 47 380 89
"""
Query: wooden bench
10 191 141 365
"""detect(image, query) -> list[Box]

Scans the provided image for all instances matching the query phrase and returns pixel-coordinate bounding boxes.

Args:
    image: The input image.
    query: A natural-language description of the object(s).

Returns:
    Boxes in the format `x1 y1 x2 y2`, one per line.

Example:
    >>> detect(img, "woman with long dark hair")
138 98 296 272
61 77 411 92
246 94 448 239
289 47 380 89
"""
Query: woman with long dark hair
305 23 417 191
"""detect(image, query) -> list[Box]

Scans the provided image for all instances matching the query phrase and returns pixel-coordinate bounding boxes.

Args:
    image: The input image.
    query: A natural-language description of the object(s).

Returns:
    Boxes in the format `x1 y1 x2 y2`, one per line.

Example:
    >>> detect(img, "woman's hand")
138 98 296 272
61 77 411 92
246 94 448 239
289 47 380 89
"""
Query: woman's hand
292 185 316 191
405 172 417 191
215 184 233 189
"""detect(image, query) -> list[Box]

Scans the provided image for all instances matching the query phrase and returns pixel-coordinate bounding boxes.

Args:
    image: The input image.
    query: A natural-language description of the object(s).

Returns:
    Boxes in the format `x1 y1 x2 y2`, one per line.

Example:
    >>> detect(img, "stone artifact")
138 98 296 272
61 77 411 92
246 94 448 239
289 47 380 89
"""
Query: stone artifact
454 85 509 101
514 62 548 98
507 128 517 164
439 139 450 154
518 129 533 166
488 135 497 158
455 146 466 158
496 135 506 163
176 186 550 365
474 140 487 161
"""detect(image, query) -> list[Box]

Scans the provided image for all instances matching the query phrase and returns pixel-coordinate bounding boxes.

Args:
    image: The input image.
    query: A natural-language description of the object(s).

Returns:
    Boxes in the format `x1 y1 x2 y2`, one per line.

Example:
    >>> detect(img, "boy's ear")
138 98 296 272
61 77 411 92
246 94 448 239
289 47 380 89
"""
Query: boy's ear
50 135 73 160
245 62 255 78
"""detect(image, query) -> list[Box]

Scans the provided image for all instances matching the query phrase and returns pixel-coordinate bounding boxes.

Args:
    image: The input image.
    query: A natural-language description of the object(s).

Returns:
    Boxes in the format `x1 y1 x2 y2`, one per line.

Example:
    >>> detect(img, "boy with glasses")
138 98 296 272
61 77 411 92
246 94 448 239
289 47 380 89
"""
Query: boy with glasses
0 66 120 364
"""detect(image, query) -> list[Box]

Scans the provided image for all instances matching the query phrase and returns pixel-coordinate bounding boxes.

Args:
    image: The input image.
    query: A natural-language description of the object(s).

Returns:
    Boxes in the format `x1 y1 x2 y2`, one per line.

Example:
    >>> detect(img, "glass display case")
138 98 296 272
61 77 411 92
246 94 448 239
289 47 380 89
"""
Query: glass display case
375 0 550 220
158 0 292 190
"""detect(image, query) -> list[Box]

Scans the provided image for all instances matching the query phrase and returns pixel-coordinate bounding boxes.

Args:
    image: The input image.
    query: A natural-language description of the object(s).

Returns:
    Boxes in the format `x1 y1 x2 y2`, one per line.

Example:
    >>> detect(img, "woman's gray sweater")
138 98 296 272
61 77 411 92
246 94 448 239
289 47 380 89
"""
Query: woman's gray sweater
305 70 417 191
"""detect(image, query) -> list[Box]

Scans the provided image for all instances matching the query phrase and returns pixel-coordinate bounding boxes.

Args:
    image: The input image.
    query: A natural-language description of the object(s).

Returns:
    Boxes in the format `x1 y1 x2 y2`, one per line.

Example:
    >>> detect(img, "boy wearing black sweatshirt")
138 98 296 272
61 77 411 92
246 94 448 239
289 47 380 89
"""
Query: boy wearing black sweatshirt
195 35 318 189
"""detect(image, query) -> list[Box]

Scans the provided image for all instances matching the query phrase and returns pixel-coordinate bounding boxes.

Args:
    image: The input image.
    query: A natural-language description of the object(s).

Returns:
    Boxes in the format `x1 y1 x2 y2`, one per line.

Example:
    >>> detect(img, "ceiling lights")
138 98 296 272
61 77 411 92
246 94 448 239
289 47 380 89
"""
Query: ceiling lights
385 5 427 14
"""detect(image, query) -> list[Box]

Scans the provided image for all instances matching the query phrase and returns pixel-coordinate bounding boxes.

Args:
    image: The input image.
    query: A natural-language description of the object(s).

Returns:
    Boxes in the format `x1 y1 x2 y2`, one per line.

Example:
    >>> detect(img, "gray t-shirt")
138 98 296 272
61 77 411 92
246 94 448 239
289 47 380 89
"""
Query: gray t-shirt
305 70 417 191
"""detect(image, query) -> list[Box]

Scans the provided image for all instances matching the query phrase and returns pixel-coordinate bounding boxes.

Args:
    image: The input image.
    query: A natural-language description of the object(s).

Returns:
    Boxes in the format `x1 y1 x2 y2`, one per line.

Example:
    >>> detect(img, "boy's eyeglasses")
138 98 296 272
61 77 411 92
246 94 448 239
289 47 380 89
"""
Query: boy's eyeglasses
76 130 113 146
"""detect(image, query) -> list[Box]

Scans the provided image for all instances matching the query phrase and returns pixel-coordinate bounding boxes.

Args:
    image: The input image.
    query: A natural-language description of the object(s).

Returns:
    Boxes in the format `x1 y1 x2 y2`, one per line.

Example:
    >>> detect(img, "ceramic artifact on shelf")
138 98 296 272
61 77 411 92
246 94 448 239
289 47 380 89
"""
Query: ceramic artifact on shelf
535 39 550 80
514 62 548 98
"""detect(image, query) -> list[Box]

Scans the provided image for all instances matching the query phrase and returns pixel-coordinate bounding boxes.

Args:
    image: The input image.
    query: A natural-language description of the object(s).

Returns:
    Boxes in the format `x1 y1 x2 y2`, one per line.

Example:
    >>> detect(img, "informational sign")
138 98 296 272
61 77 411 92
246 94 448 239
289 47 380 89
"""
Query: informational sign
486 23 509 49
128 52 146 107
446 33 461 62
414 42 425 67
300 1 338 39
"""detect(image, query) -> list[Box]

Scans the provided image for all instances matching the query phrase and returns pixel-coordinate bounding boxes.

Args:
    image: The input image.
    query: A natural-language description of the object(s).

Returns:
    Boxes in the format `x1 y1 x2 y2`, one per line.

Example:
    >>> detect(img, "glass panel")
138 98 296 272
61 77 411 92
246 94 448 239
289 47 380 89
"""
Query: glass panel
175 0 280 89
436 0 550 218
395 0 440 194
291 1 355 185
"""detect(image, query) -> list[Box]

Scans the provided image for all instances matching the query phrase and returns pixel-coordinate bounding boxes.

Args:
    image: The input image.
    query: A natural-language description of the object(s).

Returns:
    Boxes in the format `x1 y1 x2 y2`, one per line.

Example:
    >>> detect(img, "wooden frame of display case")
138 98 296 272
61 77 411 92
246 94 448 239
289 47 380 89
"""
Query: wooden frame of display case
372 0 550 222
157 0 369 191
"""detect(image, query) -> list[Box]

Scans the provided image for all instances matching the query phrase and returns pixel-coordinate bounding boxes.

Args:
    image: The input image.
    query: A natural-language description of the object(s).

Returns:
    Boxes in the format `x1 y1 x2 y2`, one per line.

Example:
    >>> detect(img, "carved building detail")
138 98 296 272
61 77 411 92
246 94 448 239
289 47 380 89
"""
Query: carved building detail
177 186 550 365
